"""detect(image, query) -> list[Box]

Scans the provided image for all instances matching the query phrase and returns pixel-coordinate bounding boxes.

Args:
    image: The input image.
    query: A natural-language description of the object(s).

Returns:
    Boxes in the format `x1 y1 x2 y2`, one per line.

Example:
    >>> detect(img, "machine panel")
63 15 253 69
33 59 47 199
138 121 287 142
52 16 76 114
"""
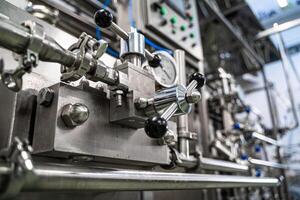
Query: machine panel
142 0 202 61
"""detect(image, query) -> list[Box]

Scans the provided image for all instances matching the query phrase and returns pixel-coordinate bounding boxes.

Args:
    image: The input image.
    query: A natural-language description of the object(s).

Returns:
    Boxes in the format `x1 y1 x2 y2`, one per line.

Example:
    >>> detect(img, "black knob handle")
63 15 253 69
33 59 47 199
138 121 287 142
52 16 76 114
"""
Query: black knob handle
94 9 113 28
189 72 205 90
148 54 161 68
144 116 168 138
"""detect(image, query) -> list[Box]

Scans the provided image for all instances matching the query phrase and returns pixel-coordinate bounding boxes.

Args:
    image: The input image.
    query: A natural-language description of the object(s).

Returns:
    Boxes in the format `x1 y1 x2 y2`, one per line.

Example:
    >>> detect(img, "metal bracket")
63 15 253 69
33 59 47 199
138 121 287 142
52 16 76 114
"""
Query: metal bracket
1 21 43 92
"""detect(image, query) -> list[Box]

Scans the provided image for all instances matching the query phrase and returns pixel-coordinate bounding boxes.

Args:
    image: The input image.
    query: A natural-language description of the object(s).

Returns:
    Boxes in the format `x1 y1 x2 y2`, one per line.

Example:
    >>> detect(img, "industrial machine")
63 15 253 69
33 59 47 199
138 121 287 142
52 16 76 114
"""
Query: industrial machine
0 0 292 200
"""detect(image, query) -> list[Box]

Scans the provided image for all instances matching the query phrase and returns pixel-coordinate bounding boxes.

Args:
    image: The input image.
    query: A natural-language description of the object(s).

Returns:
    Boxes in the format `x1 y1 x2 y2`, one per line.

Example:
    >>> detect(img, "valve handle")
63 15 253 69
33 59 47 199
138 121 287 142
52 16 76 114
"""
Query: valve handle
94 9 161 68
188 72 206 90
94 9 113 28
148 54 161 68
144 116 168 139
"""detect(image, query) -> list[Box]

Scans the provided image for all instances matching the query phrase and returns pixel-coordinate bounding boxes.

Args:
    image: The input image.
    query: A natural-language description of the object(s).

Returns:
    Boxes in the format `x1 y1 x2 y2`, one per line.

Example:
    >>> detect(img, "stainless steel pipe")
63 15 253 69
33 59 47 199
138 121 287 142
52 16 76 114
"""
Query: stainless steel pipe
0 163 280 191
252 132 279 146
0 17 76 67
199 157 249 173
109 22 155 61
0 17 31 54
175 50 190 157
248 158 288 169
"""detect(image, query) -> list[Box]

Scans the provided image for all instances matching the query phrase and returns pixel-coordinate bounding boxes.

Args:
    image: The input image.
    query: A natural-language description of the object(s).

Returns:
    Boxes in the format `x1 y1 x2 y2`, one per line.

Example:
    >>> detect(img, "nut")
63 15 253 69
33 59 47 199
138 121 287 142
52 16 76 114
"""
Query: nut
38 87 55 106
61 103 89 127
159 130 177 146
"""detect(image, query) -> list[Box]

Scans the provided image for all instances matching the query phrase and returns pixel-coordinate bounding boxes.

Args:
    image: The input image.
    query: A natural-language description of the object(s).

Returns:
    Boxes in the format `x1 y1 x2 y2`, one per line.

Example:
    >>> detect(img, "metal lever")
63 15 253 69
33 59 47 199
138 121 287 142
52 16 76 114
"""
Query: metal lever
94 9 161 67
251 131 280 146
145 103 177 138
144 72 205 139
186 73 205 103
248 158 288 169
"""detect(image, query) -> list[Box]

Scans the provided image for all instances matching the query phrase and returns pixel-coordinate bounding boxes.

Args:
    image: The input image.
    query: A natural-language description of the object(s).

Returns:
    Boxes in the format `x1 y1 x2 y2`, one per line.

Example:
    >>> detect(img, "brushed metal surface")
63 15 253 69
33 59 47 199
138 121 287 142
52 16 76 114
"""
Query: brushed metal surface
33 83 170 166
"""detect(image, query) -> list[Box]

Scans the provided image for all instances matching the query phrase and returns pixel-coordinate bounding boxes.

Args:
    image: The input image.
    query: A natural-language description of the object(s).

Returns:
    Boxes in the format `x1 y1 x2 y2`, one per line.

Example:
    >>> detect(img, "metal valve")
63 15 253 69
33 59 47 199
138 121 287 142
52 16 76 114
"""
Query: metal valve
94 9 161 68
144 72 205 138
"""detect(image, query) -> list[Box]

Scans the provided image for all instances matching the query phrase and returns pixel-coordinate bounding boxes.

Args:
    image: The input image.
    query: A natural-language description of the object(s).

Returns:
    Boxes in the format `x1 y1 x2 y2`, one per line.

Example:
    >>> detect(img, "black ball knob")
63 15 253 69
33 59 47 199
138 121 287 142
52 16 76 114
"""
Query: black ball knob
148 55 161 68
94 9 113 28
189 72 205 90
144 116 168 138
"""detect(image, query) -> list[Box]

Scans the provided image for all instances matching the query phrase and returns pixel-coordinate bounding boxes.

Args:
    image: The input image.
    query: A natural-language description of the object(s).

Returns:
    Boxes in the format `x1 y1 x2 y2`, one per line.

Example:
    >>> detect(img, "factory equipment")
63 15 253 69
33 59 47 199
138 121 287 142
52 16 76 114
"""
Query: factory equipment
0 0 292 200
133 0 203 65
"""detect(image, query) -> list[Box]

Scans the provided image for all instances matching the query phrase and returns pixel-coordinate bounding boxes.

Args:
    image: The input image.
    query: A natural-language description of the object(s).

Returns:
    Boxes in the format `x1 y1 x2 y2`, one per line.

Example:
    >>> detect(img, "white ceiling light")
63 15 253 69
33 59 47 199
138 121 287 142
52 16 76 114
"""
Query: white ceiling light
277 0 288 8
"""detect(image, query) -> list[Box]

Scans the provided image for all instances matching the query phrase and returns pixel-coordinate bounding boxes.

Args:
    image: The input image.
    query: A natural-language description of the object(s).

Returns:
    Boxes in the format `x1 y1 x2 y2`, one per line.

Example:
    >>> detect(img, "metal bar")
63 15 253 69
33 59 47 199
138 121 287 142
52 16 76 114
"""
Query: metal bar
30 0 115 39
198 61 211 157
214 140 237 161
0 17 31 54
110 22 154 61
252 132 279 146
0 163 280 191
0 17 76 67
248 158 288 169
256 18 300 39
110 21 129 40
161 103 177 121
275 31 299 130
174 50 190 157
199 157 249 173
278 29 300 85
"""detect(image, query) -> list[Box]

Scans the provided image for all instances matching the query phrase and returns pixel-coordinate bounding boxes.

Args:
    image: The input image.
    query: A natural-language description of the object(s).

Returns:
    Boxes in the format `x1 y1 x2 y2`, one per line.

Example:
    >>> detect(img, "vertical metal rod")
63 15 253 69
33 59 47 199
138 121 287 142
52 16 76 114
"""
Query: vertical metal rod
275 31 299 130
174 50 190 157
198 60 211 157
110 22 155 61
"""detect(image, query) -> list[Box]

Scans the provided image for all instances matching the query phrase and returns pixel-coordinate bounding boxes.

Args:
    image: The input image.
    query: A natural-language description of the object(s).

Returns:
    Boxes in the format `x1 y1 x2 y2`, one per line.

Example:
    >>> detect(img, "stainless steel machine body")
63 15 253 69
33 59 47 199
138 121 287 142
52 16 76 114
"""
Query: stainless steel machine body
0 1 289 200
33 82 170 165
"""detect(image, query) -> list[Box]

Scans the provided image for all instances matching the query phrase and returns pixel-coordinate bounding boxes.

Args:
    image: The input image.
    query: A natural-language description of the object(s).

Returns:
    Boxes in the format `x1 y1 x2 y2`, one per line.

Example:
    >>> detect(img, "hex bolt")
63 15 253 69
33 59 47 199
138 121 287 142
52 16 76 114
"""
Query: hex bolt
61 103 89 127
38 87 55 107
115 90 124 107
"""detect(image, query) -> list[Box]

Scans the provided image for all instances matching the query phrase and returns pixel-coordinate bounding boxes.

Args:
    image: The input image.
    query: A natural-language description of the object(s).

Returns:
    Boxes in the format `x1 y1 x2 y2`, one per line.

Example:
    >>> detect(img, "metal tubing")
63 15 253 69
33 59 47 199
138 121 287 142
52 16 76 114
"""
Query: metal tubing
199 157 249 173
0 17 77 67
275 31 299 130
161 103 178 121
252 132 279 146
174 50 190 157
110 21 129 40
248 158 287 169
110 22 154 61
256 18 300 39
0 18 31 54
214 140 237 161
0 163 280 191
